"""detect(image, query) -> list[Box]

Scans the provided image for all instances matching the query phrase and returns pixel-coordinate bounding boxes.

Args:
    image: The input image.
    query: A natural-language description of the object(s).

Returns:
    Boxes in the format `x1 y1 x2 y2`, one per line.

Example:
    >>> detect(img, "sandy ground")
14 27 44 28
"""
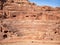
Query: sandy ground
0 40 60 45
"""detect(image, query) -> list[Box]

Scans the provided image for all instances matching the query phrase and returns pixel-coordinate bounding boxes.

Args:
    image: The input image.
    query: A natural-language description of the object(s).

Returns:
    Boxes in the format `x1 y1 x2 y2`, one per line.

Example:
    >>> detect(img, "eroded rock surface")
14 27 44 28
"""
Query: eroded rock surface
0 0 60 42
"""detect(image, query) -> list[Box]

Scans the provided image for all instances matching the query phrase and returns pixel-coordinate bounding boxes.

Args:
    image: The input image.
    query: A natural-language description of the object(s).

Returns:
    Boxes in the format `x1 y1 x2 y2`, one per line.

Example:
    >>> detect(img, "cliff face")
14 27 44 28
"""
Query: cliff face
0 0 60 43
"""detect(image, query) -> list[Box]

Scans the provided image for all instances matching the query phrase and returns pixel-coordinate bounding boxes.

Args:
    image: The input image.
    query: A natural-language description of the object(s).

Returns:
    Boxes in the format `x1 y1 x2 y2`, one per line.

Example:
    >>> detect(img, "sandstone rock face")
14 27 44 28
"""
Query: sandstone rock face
0 0 60 44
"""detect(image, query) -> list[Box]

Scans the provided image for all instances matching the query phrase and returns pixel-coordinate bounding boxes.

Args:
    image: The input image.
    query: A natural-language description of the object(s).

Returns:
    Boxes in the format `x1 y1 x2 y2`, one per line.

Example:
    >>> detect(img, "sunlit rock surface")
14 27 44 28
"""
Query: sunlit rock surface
0 0 60 45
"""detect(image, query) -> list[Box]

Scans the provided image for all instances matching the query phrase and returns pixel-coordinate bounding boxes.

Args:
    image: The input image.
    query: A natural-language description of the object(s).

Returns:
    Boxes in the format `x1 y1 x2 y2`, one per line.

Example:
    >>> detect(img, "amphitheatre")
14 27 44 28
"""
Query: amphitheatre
0 0 60 45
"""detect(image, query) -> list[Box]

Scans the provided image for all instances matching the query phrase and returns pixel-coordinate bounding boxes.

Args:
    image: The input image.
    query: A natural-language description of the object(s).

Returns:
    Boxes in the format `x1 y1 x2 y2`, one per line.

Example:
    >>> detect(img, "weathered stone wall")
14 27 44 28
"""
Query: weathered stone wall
0 0 60 44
